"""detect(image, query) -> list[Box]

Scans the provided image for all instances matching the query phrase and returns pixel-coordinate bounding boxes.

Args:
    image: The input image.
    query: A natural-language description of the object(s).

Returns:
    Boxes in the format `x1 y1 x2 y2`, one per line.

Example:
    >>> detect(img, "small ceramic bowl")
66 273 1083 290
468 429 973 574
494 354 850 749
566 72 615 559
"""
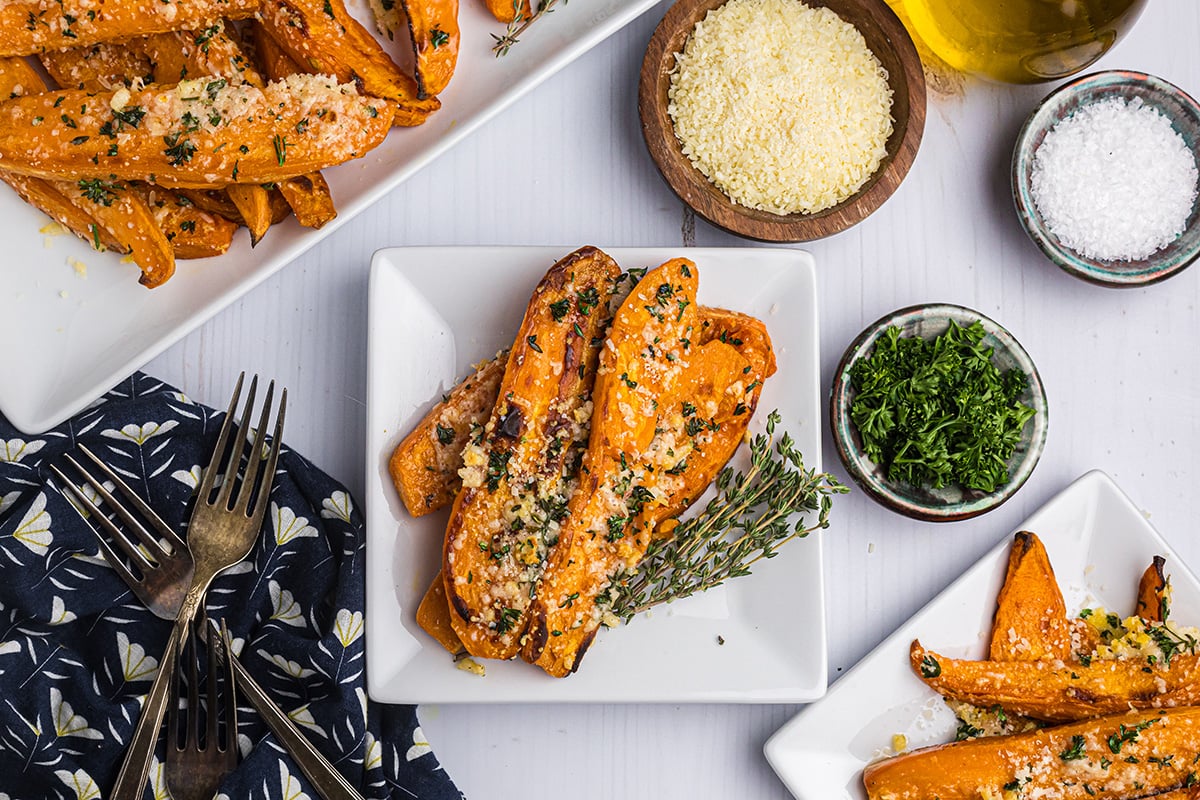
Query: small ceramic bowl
1012 70 1200 287
830 304 1049 522
638 0 926 243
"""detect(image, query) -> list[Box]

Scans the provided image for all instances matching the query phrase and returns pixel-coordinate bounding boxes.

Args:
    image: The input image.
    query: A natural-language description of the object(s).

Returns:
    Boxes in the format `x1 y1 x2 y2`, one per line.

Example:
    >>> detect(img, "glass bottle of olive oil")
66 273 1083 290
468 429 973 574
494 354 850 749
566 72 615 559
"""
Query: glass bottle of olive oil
900 0 1147 84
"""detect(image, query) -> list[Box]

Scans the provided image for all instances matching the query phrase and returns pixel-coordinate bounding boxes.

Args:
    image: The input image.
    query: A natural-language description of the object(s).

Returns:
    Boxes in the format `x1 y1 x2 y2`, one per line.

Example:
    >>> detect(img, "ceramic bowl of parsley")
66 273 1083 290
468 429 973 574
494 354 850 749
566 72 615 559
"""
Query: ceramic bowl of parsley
829 303 1049 522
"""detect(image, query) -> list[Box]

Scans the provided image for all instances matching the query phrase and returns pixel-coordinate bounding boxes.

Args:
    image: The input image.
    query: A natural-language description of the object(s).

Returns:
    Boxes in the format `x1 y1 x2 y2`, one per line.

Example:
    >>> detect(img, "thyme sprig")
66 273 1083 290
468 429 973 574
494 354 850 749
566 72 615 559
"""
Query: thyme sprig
607 411 847 620
491 0 566 57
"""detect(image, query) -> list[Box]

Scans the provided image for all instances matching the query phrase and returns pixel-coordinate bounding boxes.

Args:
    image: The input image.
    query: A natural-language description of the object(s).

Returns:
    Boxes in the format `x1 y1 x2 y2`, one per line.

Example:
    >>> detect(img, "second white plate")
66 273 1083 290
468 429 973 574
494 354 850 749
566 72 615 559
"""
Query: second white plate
764 470 1200 800
364 246 825 703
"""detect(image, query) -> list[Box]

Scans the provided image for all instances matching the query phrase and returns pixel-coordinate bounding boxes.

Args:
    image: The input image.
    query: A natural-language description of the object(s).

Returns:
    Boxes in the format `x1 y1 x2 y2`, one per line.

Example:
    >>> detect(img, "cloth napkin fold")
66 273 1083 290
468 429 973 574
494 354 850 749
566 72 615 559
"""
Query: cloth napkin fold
0 373 462 800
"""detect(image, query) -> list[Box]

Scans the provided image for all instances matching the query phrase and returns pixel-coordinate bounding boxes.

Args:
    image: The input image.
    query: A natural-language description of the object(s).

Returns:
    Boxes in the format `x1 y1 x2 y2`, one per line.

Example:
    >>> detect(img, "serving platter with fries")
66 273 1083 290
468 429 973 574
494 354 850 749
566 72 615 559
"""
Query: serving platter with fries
0 0 660 434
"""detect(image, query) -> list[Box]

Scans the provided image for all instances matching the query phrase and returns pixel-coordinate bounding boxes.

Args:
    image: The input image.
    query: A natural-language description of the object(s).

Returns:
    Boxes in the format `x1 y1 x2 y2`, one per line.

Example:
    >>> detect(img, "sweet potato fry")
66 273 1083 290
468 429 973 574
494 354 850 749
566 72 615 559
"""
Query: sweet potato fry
2 172 126 253
863 707 1200 800
175 188 242 221
0 76 394 188
401 0 460 98
257 0 441 126
226 184 273 245
40 44 154 91
0 0 260 57
910 639 1200 722
277 173 336 228
136 186 237 259
443 247 622 661
65 181 175 286
417 573 463 655
390 354 507 518
141 22 265 88
1138 556 1170 623
0 56 175 284
988 531 1073 662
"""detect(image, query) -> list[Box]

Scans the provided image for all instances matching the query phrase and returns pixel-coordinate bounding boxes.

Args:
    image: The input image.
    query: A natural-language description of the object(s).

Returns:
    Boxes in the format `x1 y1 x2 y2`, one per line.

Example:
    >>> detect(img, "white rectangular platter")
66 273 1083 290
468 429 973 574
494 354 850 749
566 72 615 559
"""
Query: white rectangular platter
764 469 1200 800
364 246 825 703
0 0 660 434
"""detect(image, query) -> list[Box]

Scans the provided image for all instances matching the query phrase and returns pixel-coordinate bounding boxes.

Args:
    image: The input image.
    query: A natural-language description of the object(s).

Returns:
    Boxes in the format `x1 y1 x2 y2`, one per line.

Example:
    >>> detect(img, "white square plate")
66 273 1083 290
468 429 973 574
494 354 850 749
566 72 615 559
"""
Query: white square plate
764 470 1200 800
0 0 660 434
364 246 825 703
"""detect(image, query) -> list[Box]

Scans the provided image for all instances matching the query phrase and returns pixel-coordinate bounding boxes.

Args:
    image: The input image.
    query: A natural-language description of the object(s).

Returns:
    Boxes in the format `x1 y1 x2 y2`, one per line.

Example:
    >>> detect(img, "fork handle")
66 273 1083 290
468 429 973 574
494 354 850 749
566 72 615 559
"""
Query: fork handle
224 650 365 800
111 623 180 799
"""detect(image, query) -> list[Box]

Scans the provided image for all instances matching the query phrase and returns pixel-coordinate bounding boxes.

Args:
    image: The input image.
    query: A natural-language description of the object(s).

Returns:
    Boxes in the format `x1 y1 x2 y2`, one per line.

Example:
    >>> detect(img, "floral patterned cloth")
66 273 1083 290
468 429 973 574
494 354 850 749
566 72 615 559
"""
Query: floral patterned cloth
0 373 461 800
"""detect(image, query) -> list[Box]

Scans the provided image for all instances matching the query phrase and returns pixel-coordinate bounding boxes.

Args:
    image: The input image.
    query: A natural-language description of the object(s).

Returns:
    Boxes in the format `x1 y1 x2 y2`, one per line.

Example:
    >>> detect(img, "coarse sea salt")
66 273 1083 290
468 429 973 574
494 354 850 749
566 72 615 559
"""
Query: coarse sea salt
1030 96 1198 262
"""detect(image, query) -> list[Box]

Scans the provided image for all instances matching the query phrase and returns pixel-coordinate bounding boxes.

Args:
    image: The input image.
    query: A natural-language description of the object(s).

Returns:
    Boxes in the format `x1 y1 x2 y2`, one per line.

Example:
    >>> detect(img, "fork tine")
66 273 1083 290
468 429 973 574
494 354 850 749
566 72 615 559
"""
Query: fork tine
217 376 258 509
186 627 200 751
198 372 245 502
234 380 274 515
248 387 287 521
50 463 156 573
220 620 237 766
77 444 186 552
61 453 171 561
206 618 219 753
168 639 181 753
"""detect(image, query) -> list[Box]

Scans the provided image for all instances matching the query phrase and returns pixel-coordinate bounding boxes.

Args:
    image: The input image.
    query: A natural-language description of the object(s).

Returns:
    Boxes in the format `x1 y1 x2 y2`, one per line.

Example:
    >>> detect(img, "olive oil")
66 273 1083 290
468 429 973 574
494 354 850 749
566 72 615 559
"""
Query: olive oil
900 0 1146 84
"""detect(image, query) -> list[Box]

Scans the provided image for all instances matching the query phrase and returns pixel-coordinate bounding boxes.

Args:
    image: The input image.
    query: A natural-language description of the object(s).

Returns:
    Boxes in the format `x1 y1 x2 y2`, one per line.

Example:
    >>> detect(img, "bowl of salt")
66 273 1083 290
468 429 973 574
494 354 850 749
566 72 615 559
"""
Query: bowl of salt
1012 70 1200 287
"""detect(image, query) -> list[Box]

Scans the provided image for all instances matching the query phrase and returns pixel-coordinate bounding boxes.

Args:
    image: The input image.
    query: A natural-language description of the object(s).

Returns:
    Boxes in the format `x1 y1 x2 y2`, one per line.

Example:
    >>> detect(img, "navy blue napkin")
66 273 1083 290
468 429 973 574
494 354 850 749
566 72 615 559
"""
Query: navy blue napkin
0 373 462 800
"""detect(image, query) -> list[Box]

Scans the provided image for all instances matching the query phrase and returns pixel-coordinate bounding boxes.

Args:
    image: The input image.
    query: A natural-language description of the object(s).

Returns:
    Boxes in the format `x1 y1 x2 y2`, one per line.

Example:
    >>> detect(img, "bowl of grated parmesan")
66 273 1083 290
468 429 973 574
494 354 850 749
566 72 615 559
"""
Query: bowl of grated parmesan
638 0 926 242
1013 70 1200 287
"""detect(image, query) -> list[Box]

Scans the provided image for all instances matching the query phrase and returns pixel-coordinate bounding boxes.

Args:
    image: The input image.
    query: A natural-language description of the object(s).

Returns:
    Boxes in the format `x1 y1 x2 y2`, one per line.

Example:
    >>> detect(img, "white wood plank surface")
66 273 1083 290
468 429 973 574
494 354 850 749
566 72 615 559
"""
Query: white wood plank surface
145 3 1200 798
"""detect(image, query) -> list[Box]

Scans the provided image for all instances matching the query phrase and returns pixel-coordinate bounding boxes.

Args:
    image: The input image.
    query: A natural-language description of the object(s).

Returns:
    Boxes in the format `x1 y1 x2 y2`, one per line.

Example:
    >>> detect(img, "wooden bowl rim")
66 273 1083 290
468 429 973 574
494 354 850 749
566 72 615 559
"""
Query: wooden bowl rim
638 0 927 243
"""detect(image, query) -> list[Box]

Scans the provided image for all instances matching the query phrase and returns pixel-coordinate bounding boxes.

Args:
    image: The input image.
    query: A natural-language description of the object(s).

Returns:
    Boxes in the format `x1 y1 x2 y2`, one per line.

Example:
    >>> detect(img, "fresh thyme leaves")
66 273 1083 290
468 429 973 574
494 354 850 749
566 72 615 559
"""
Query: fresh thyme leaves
78 178 120 206
491 0 567 57
847 319 1036 493
606 411 845 619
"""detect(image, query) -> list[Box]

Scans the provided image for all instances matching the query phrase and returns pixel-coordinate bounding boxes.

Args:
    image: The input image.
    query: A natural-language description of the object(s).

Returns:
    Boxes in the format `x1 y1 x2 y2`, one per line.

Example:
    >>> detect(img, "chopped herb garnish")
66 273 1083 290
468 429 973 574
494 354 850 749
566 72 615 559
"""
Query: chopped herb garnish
526 334 542 353
847 320 1036 493
430 27 450 48
1060 735 1086 761
550 298 570 322
78 178 119 207
436 424 455 445
273 134 288 166
919 654 941 678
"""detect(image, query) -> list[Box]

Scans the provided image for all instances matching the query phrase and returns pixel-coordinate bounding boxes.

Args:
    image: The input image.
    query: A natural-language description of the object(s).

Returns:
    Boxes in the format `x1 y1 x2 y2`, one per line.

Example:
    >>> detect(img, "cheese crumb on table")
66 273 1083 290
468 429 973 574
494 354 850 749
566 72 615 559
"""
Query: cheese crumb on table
667 0 894 216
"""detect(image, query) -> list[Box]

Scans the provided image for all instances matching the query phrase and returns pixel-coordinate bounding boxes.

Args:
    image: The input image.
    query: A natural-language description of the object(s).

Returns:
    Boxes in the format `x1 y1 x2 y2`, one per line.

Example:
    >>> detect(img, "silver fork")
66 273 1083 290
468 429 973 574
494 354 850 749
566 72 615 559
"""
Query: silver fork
167 618 238 800
112 374 286 799
51 444 195 618
62 381 365 800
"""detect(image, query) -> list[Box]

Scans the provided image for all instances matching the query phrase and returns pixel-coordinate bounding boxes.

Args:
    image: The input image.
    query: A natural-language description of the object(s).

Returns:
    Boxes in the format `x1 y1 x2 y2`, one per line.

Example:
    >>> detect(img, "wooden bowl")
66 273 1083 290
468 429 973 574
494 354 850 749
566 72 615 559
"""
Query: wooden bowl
638 0 927 243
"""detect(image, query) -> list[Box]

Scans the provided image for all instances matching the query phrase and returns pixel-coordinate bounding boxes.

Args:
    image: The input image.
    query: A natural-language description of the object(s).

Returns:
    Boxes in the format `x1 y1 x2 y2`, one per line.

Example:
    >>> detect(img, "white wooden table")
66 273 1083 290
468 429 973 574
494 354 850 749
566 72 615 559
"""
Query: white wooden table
146 3 1200 798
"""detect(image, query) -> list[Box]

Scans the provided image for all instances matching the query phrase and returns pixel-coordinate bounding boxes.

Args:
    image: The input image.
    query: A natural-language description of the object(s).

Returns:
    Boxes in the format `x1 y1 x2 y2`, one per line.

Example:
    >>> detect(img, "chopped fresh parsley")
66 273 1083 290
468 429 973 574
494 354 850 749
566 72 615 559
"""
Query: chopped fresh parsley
847 319 1036 493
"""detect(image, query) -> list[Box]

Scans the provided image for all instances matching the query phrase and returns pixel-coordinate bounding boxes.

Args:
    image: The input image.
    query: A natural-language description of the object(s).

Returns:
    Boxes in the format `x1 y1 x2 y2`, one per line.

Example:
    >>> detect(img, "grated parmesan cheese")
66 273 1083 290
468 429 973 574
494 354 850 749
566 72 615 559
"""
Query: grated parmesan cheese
667 0 894 216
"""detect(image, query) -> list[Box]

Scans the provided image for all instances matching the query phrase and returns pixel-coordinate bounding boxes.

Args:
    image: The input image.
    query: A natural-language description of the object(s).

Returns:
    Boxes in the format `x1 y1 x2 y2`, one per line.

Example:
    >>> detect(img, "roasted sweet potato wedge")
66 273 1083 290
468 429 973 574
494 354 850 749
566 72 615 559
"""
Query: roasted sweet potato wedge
910 639 1200 722
417 572 463 655
65 181 175 286
988 531 1073 662
0 76 394 187
136 186 237 259
3 172 126 254
1138 556 1170 623
276 173 336 229
443 246 622 661
522 259 728 677
402 0 460 98
141 22 265 88
41 44 155 91
0 0 259 57
257 0 441 126
226 184 274 245
864 706 1200 800
390 354 507 517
